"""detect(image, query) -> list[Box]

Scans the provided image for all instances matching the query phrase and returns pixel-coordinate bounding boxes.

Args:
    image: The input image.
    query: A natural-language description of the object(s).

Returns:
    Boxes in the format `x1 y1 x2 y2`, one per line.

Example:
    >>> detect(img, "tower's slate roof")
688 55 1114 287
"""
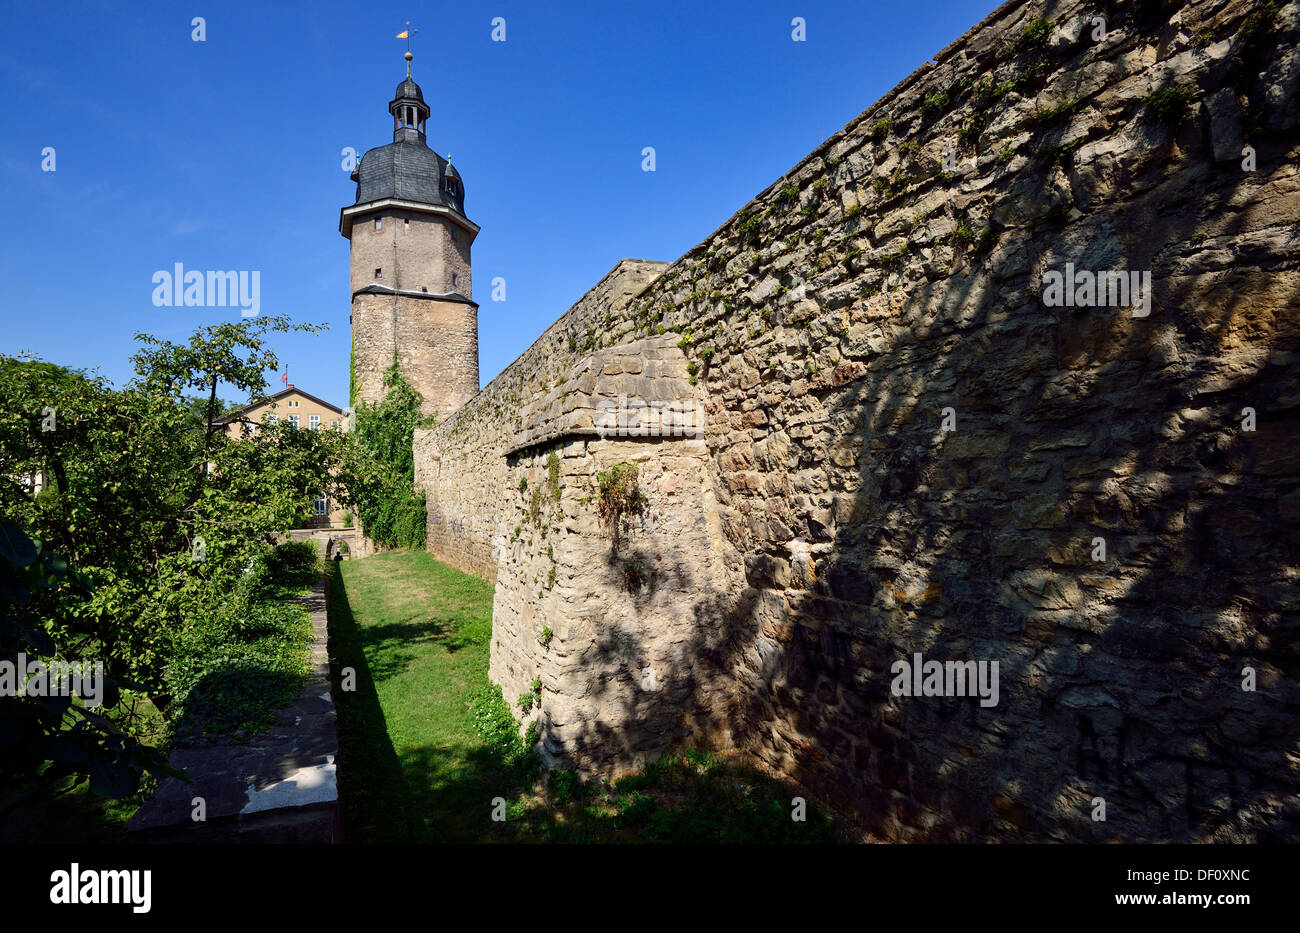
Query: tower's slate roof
347 70 468 218
351 141 465 215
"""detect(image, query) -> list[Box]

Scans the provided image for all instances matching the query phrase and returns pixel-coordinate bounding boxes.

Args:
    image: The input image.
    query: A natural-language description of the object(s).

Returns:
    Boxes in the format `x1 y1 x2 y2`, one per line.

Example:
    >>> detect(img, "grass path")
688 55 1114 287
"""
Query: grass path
328 549 528 842
329 549 845 844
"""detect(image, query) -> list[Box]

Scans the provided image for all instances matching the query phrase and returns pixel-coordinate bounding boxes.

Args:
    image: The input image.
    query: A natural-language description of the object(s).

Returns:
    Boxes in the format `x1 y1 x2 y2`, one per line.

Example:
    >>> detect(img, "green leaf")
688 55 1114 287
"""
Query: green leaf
0 521 39 569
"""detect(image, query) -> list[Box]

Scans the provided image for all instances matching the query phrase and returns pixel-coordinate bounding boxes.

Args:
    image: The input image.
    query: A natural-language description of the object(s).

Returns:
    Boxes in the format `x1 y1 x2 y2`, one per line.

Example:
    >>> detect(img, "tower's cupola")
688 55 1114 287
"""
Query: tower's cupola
390 52 429 142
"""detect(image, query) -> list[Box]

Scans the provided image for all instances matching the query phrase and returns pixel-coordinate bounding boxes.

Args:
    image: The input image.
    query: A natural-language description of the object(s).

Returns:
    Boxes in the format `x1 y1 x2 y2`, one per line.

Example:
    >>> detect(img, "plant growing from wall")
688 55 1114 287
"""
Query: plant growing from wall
546 451 561 500
343 362 433 550
595 462 646 555
1143 84 1196 126
622 558 646 592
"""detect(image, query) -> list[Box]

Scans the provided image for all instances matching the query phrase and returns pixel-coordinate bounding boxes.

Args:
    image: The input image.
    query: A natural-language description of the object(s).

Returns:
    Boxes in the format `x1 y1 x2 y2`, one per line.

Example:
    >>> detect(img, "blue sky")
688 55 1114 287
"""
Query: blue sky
1 0 997 406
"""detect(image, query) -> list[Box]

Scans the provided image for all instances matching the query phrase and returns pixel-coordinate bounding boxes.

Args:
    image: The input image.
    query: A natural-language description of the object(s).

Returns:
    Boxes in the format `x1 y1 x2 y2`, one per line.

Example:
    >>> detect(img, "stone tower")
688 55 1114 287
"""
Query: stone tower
340 52 480 420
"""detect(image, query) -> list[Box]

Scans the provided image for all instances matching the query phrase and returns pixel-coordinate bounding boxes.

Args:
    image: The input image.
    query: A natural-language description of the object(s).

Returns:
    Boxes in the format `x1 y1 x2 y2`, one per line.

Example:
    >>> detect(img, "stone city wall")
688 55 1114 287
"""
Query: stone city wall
417 0 1300 841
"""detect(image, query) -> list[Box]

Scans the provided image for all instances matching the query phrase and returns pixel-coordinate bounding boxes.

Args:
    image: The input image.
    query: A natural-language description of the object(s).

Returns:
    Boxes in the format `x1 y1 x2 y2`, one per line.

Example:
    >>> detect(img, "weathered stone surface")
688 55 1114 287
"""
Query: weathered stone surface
413 0 1300 843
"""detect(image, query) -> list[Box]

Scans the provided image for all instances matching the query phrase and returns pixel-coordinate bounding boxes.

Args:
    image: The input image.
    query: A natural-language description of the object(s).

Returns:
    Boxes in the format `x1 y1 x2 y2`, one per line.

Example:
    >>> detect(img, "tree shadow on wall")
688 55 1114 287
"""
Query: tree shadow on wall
717 9 1300 842
538 1 1299 843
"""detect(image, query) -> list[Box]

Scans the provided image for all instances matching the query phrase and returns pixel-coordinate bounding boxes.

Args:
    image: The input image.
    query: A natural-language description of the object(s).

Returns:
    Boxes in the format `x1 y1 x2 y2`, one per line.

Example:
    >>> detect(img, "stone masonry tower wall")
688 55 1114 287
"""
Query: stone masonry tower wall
415 0 1300 842
343 63 480 420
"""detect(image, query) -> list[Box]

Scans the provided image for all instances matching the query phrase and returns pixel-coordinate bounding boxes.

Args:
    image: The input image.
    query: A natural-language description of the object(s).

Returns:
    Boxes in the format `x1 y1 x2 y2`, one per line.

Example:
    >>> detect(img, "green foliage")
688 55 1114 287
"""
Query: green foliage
1230 2 1281 92
0 316 335 804
1001 15 1051 58
919 90 950 119
872 168 910 200
870 116 891 140
1032 98 1081 126
1037 139 1083 165
343 363 431 550
545 452 561 500
0 522 183 802
165 541 317 743
539 625 554 646
958 111 988 146
1143 84 1196 126
879 241 910 267
621 558 646 592
547 769 584 805
595 463 646 554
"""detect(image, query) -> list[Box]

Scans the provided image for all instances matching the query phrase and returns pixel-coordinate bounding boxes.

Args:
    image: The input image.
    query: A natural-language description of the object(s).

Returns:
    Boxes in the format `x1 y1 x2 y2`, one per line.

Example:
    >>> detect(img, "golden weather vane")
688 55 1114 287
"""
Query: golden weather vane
396 21 418 74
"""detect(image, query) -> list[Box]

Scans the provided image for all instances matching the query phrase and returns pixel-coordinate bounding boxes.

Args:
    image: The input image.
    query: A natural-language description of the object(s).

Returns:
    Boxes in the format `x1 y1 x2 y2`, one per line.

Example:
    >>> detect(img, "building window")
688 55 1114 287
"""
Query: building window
331 419 340 430
375 217 382 231
309 415 320 430
450 228 457 242
451 273 458 287
375 267 382 279
289 415 299 429
404 218 409 227
314 495 328 516
267 413 278 425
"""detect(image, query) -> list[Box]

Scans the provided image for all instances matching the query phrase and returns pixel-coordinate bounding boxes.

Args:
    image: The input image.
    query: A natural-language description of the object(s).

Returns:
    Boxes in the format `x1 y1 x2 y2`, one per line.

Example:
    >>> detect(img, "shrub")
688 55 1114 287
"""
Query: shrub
546 452 561 499
919 91 950 119
622 558 646 592
596 462 646 551
1143 85 1196 126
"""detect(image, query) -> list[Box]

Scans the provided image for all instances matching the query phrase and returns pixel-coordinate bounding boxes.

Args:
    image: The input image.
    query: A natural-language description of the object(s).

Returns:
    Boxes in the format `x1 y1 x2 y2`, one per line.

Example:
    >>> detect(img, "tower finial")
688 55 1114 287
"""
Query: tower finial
396 22 418 77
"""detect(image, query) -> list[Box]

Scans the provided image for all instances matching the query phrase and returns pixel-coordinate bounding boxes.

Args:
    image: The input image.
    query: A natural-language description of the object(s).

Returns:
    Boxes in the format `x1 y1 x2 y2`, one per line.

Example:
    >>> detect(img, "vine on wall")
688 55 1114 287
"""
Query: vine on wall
344 362 433 549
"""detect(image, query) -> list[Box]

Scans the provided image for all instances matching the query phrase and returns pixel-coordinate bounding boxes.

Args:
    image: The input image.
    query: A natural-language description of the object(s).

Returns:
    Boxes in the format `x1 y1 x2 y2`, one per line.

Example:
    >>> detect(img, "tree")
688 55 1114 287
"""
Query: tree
0 315 343 802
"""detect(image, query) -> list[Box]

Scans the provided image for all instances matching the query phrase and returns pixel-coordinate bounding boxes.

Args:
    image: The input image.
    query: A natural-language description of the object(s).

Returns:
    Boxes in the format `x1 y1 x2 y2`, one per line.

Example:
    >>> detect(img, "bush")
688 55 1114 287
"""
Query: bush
1144 84 1196 126
265 541 320 585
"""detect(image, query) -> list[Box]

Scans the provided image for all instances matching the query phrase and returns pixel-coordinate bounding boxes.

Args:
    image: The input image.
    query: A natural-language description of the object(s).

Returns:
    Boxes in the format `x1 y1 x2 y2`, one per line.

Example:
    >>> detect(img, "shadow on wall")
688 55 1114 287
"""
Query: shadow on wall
534 0 1299 842
720 24 1298 839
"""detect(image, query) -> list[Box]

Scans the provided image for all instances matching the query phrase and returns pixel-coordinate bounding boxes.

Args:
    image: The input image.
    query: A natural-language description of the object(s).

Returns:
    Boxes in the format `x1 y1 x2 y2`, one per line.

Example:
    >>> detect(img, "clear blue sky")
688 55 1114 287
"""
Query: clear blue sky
1 0 997 406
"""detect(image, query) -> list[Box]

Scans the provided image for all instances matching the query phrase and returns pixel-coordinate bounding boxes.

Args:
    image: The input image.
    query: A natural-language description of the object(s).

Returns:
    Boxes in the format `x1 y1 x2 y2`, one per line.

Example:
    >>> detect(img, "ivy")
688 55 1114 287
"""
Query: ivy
344 363 434 550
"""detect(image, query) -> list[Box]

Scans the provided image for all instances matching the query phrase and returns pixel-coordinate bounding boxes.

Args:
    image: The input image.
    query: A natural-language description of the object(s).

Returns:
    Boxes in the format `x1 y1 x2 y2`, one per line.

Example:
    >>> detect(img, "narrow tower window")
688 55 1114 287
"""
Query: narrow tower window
375 217 382 231
375 268 382 279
